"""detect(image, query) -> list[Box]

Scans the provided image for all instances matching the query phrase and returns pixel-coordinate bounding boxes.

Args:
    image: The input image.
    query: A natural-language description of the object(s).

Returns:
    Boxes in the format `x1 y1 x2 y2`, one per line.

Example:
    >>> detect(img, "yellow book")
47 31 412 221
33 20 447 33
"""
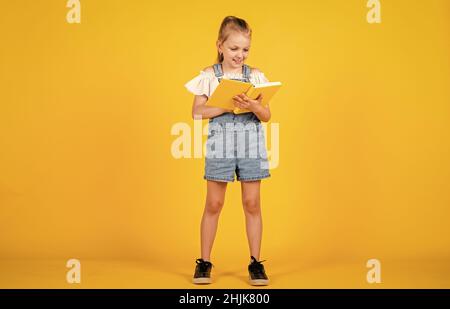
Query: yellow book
206 79 282 114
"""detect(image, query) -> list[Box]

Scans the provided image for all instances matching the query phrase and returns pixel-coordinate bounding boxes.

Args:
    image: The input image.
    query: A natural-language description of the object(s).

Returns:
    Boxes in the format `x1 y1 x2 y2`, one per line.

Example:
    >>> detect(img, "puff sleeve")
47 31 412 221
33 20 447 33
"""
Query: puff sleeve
184 71 219 97
249 71 270 85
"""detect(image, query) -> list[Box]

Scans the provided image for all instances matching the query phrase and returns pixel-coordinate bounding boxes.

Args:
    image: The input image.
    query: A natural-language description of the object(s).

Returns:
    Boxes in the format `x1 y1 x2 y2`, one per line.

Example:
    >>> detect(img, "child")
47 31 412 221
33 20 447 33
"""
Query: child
184 16 271 286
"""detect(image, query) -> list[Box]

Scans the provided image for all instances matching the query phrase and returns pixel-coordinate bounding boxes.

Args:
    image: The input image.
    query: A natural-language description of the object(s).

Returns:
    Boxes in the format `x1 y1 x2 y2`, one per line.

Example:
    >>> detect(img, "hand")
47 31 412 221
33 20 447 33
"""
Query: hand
232 93 263 112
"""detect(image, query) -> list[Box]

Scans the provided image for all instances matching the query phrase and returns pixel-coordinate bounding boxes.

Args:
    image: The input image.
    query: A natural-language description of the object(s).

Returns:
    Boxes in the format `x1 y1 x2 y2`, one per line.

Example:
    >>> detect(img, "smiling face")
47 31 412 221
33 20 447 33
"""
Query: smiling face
217 31 251 70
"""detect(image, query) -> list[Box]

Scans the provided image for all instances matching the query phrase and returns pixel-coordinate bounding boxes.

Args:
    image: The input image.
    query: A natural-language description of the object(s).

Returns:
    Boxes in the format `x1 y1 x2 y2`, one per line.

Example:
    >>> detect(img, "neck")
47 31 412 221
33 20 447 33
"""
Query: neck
221 62 242 74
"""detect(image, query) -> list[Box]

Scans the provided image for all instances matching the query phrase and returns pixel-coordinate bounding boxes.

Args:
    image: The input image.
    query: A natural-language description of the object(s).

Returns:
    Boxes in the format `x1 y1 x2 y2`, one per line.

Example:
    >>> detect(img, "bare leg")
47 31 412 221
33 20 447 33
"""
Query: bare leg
200 180 228 261
241 180 262 260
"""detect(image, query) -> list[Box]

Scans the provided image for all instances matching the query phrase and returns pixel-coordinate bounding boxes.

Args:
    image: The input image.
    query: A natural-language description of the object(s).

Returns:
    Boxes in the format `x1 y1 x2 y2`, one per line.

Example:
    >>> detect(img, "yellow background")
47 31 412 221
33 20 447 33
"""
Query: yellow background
0 0 449 288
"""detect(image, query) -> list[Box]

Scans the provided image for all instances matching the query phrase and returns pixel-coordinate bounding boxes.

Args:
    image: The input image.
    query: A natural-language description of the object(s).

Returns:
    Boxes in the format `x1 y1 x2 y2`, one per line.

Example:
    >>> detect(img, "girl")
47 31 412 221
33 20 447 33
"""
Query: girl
185 16 271 286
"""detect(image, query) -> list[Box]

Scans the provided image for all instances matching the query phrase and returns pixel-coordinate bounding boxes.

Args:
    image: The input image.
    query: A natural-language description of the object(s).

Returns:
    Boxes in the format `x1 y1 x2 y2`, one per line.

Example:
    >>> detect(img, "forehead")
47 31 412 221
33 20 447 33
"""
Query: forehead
225 31 251 47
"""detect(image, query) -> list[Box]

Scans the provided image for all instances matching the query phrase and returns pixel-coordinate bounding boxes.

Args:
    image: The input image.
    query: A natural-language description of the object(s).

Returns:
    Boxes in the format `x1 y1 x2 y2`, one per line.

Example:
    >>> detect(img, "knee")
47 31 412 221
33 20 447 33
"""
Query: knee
242 197 260 215
205 198 224 215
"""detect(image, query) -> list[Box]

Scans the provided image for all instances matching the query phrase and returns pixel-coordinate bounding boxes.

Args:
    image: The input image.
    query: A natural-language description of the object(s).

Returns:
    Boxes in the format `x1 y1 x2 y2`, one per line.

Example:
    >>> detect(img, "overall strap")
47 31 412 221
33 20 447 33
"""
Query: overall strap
242 64 251 82
213 63 223 82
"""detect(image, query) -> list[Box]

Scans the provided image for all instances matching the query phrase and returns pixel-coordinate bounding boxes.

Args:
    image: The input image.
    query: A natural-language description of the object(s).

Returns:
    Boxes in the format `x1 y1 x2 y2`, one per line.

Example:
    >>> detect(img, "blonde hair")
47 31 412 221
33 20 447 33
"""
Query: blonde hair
216 16 252 63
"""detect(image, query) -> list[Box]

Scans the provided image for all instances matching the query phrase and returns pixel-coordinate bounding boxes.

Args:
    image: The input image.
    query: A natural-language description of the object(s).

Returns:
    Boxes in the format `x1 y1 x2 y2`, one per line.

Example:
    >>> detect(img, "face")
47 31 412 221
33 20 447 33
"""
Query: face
217 31 251 69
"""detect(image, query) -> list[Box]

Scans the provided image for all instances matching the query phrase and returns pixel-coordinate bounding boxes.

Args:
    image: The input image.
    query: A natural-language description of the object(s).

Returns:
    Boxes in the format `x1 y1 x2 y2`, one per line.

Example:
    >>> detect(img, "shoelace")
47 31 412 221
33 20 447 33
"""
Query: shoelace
196 259 212 272
250 256 267 274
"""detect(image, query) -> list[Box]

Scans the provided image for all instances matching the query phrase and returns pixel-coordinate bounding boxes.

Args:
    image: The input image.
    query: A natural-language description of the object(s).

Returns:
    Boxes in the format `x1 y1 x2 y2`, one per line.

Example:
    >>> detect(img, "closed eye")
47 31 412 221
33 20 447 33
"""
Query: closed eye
231 48 250 52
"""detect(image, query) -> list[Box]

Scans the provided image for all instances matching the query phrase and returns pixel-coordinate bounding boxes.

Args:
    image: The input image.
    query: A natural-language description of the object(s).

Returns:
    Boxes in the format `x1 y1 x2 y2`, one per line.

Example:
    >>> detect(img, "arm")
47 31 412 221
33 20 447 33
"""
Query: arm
233 93 272 122
191 94 230 119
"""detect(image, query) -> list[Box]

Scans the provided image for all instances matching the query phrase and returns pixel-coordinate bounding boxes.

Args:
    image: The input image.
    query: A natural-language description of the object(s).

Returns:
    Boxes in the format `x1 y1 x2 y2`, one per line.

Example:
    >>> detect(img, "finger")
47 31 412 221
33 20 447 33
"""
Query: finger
234 101 244 108
233 96 244 104
239 102 246 108
239 93 249 101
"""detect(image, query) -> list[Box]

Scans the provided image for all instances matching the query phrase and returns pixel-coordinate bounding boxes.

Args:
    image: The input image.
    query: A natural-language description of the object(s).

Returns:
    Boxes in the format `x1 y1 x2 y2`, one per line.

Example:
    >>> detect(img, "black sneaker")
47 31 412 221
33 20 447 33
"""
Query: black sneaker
248 256 269 286
193 258 213 284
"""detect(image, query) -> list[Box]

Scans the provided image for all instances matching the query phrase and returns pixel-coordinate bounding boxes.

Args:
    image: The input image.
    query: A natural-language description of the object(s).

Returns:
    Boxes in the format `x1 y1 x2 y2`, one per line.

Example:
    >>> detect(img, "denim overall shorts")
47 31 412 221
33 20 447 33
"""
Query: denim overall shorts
204 63 271 182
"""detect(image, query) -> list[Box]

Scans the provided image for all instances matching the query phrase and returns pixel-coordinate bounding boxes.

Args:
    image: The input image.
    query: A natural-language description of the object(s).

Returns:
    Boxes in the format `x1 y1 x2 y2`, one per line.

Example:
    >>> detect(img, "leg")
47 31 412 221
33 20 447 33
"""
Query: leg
241 180 262 260
200 180 228 261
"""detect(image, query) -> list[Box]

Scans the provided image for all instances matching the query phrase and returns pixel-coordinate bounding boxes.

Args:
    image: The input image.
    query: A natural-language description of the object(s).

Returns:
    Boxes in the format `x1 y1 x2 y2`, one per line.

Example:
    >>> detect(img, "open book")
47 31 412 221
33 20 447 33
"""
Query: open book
206 79 282 114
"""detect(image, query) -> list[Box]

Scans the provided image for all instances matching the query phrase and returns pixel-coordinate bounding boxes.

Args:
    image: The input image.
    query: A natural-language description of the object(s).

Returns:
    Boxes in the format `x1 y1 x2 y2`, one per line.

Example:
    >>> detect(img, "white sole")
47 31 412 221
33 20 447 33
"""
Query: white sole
249 277 269 286
193 277 212 284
